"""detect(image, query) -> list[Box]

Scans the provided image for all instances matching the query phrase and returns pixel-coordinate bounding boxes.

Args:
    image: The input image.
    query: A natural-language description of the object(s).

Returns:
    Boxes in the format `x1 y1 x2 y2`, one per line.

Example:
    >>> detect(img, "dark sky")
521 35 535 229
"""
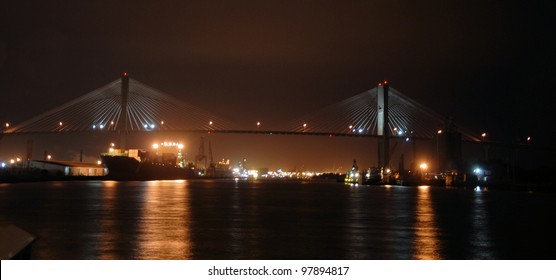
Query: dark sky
1 0 554 170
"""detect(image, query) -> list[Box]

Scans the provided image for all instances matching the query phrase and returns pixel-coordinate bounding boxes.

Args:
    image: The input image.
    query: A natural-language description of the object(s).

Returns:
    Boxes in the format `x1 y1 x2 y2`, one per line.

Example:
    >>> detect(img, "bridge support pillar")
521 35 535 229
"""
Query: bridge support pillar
118 72 129 149
377 81 390 181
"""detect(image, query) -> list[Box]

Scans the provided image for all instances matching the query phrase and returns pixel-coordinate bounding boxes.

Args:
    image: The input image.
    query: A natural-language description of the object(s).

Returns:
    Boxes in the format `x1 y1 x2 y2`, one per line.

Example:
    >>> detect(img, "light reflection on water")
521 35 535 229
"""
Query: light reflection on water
98 181 117 259
137 180 192 259
0 180 554 259
227 181 259 259
413 185 441 259
470 189 493 259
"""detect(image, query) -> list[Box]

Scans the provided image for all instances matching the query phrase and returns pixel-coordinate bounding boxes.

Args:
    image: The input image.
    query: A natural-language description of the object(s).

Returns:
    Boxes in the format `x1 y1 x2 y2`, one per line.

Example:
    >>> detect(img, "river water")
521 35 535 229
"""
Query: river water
0 179 554 260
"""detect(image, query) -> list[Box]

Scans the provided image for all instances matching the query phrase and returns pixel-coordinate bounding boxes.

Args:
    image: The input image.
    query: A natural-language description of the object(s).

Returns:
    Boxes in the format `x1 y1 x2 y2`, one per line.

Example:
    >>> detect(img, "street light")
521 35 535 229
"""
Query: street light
481 133 489 162
208 121 214 134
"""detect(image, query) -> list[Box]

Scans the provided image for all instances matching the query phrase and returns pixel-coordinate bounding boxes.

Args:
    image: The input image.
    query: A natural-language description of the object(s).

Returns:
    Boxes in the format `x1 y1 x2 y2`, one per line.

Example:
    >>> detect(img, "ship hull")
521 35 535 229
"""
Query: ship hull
100 155 195 180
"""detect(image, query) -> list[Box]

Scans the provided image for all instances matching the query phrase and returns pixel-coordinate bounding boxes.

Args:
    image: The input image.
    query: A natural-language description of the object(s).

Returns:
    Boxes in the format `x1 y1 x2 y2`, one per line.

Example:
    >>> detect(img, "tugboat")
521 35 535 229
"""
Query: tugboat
344 159 362 185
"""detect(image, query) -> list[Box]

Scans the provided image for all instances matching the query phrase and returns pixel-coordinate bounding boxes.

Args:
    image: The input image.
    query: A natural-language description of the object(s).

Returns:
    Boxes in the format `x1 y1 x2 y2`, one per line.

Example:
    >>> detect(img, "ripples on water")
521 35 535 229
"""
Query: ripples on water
0 180 554 260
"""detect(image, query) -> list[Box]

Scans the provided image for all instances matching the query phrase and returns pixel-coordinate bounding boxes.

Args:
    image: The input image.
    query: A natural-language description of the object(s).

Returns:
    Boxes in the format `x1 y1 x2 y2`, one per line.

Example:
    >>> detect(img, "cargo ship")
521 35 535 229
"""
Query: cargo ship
100 142 196 180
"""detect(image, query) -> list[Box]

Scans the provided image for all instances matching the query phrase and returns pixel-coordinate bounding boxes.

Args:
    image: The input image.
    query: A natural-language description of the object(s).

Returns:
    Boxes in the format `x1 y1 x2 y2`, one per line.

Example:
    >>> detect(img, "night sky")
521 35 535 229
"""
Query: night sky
1 0 554 170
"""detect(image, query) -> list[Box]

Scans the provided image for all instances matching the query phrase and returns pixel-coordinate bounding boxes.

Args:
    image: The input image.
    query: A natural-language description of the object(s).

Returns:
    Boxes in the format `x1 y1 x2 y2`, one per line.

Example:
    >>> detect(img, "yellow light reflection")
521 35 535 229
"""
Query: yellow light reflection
137 180 192 259
98 181 118 260
413 186 442 259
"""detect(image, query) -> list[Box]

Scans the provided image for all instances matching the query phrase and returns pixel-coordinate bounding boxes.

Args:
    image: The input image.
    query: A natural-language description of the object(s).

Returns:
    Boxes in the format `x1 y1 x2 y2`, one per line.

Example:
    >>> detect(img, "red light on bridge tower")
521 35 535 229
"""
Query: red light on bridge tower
123 72 128 77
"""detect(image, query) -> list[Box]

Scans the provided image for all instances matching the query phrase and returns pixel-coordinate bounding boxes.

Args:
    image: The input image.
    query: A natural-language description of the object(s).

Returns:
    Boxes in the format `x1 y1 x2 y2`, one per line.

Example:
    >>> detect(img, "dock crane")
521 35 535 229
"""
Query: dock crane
195 137 216 176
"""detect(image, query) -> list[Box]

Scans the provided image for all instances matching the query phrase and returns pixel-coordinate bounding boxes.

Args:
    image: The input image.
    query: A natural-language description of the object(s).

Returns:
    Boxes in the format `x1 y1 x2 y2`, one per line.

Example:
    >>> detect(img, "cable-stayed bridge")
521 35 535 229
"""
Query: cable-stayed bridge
2 73 484 171
3 74 480 140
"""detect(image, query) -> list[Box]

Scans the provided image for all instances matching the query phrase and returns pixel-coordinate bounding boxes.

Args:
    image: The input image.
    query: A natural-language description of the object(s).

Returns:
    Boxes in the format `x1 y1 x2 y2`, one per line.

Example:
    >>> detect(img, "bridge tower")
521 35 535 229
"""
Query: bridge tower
118 72 129 149
376 81 390 175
